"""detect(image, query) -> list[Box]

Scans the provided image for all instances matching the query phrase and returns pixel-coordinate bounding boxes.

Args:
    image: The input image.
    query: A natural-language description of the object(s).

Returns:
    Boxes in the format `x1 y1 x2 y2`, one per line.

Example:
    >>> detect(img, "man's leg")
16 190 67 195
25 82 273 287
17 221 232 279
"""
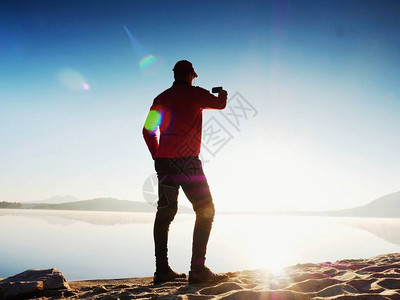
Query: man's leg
153 158 187 284
181 167 215 270
153 176 179 273
183 178 229 284
181 158 228 284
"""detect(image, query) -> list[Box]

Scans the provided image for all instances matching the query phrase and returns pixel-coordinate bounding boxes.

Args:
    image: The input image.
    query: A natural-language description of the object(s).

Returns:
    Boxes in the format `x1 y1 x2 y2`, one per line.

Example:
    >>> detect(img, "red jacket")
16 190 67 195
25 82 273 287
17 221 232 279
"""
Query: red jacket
143 81 227 158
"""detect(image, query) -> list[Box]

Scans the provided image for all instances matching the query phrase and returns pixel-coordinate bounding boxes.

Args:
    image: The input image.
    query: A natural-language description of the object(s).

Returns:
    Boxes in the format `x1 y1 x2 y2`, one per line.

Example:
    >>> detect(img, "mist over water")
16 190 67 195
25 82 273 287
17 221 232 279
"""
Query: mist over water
1 209 399 281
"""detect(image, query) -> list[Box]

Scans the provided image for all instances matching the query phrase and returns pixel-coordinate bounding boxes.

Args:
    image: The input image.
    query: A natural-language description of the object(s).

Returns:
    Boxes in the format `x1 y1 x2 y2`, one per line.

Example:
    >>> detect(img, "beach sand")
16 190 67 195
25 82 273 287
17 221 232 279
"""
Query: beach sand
3 253 400 299
57 253 400 299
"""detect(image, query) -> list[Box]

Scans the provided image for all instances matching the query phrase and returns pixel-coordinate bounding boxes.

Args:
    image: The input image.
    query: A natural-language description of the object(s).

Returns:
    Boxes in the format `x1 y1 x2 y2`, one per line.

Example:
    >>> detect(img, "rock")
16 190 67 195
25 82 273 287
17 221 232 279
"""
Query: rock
0 281 43 300
0 268 69 300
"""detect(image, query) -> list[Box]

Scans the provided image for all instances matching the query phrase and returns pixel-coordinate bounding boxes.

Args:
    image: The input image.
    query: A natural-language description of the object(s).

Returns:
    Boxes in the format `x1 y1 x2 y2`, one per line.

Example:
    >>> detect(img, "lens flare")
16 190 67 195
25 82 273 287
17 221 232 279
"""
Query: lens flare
123 26 158 72
58 68 90 91
139 54 156 69
123 25 146 57
144 110 162 131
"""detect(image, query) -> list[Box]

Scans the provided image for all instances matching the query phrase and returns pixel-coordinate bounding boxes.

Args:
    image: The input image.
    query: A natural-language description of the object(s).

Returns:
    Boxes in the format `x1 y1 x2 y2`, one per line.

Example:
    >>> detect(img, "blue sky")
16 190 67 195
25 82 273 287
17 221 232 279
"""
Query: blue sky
1 0 399 211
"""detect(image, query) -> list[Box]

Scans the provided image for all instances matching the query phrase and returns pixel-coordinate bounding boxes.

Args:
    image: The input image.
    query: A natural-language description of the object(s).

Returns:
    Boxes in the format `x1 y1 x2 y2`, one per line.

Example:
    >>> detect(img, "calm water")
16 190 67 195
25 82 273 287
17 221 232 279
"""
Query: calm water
1 209 399 281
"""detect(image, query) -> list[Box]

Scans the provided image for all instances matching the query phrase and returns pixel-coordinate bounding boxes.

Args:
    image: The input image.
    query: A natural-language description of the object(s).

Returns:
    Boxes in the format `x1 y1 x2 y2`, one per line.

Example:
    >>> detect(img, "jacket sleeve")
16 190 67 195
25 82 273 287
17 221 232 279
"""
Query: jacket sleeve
142 126 158 159
142 104 161 159
197 87 227 110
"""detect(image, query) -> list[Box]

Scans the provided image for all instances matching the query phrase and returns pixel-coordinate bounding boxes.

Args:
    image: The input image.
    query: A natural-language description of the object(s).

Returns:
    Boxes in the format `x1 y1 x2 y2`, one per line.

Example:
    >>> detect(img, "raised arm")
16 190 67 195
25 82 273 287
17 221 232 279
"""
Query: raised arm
198 87 228 110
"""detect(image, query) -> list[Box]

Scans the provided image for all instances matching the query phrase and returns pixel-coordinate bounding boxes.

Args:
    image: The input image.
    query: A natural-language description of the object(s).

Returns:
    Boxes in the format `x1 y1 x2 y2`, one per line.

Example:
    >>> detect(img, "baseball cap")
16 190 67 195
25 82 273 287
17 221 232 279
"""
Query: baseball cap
173 60 198 77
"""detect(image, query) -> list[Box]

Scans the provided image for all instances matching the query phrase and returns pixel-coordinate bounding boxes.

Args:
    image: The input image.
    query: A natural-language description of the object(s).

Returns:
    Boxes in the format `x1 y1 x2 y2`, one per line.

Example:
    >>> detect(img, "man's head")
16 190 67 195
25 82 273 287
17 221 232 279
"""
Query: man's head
173 60 198 84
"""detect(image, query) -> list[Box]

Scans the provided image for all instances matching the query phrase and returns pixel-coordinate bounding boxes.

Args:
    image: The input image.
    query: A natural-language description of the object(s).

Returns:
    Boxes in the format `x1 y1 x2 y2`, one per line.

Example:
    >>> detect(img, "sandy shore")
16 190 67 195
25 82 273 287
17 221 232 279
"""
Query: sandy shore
11 253 400 299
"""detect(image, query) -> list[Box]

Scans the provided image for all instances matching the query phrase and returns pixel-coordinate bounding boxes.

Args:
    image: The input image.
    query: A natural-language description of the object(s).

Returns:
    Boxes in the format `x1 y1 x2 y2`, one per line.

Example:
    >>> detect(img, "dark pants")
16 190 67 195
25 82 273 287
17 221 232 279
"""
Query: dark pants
154 156 215 272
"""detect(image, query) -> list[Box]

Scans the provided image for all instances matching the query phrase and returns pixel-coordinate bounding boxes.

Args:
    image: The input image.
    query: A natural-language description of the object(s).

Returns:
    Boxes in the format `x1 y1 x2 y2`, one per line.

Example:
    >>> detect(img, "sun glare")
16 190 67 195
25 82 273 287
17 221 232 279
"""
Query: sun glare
213 215 306 276
210 139 325 212
243 216 295 271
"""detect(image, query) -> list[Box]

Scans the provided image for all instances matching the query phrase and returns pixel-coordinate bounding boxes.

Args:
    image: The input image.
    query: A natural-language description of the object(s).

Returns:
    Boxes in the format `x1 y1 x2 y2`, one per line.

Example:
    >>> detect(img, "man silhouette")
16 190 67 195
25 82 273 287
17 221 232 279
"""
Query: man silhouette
143 60 228 284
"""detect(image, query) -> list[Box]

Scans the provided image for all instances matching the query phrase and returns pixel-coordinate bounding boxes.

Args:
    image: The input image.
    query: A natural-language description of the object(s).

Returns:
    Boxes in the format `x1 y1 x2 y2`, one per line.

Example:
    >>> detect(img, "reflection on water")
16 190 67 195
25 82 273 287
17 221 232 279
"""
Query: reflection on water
0 209 191 226
0 209 399 281
341 218 400 246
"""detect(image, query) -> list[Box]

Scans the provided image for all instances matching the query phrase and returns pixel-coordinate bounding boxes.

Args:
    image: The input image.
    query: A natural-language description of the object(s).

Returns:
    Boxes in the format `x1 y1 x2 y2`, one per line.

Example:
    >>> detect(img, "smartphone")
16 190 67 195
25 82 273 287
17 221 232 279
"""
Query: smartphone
212 87 223 93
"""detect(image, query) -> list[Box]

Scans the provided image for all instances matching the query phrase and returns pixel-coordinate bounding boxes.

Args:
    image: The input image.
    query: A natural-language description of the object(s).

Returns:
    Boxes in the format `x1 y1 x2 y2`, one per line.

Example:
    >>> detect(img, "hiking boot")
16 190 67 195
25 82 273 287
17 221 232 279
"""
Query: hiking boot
188 266 229 285
153 267 186 285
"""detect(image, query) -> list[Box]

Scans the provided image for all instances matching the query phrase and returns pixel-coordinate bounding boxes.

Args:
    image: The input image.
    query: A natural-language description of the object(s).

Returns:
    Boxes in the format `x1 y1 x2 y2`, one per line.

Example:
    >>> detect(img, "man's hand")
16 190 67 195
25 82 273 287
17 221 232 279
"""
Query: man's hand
218 89 228 99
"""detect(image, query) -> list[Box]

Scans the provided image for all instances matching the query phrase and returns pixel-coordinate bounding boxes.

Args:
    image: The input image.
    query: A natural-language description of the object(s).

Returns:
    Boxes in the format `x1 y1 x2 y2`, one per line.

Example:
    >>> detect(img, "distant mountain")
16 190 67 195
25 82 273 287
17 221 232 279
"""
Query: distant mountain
236 191 400 219
13 190 400 217
323 191 400 218
28 195 80 204
21 197 193 214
